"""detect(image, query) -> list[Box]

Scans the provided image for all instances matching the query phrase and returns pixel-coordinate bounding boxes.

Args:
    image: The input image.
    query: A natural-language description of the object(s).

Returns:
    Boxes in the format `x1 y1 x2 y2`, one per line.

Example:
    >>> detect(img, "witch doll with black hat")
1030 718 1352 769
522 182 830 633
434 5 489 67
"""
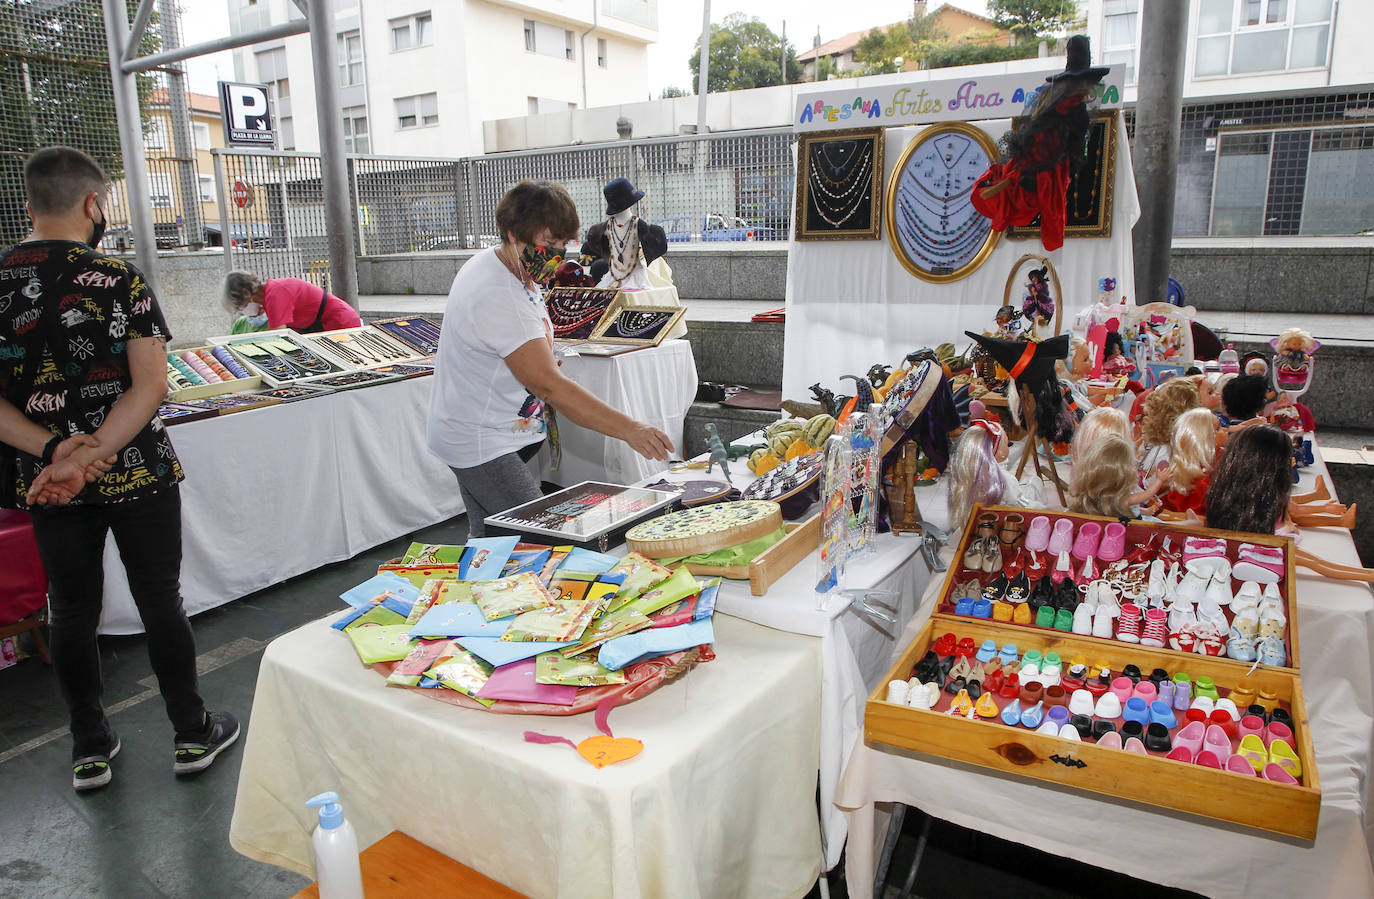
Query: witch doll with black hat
581 177 668 290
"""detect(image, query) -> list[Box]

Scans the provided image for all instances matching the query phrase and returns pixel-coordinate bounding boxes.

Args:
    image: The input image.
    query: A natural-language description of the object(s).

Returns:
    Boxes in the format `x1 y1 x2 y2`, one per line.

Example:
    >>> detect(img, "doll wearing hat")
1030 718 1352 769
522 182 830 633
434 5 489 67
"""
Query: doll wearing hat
582 178 668 290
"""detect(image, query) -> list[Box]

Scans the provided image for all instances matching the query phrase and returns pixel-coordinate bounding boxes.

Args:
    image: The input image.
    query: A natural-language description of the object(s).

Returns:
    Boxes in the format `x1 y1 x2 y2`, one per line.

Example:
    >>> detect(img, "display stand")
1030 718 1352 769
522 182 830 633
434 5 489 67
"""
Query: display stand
1011 385 1067 505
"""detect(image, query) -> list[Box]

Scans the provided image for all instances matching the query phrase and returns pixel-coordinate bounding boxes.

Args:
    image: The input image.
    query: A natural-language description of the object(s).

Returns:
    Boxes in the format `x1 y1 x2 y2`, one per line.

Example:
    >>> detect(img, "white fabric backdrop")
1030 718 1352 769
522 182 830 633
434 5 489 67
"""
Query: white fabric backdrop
782 114 1140 402
230 613 823 899
835 445 1374 899
538 339 698 487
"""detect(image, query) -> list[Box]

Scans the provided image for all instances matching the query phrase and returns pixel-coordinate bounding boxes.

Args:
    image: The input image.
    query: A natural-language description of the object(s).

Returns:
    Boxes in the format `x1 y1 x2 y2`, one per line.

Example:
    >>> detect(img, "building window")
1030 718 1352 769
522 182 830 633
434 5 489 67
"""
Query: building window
565 29 575 60
192 121 211 151
1100 0 1139 85
524 19 535 52
280 116 295 151
524 18 576 60
338 30 364 86
255 47 289 100
597 37 607 68
1194 0 1332 78
149 172 174 209
395 93 438 129
1303 126 1374 234
391 12 432 51
342 106 369 153
198 174 215 203
144 118 167 151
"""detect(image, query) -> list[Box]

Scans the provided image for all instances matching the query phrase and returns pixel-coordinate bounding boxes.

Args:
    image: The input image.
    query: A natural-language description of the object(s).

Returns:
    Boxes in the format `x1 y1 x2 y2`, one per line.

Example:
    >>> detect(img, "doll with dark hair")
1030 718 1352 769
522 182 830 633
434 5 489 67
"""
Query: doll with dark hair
1101 330 1144 394
1205 424 1292 534
1220 374 1268 426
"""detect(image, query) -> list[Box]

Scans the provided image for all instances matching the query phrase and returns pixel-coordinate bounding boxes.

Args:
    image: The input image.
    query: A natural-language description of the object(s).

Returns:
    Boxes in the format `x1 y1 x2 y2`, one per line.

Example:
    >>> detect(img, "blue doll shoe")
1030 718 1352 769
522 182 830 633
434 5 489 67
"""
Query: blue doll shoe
1000 699 1023 727
955 596 975 616
971 598 993 619
1020 700 1045 729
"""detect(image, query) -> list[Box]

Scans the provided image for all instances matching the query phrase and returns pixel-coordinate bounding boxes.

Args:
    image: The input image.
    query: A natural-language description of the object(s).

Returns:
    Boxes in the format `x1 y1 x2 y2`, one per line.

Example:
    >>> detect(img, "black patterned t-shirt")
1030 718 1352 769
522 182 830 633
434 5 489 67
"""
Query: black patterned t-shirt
0 240 183 509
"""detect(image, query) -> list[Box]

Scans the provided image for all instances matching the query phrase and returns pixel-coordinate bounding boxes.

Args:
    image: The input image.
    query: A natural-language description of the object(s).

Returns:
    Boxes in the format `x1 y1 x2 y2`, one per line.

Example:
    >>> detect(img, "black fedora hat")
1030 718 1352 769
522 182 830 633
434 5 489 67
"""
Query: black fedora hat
1047 35 1109 83
604 177 646 216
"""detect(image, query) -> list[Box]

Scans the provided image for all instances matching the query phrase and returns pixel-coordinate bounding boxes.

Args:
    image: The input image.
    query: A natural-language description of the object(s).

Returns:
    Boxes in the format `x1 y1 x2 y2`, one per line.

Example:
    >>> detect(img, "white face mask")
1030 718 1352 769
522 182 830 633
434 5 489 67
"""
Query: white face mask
242 302 263 317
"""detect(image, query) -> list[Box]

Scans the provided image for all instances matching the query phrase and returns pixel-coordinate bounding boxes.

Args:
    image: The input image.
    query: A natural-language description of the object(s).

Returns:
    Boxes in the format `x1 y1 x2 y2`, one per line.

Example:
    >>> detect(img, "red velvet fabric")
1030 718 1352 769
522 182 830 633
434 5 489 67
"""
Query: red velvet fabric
0 509 47 624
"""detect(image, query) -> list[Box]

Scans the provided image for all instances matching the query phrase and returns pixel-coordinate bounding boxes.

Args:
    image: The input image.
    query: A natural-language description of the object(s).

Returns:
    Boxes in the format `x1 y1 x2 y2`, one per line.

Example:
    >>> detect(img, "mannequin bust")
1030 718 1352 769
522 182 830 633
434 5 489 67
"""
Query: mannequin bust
589 178 667 290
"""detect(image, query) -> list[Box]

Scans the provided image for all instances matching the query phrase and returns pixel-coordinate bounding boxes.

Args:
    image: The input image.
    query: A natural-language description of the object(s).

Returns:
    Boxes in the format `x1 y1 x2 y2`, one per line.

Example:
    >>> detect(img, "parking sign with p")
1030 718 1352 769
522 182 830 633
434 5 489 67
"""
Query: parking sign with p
219 81 274 145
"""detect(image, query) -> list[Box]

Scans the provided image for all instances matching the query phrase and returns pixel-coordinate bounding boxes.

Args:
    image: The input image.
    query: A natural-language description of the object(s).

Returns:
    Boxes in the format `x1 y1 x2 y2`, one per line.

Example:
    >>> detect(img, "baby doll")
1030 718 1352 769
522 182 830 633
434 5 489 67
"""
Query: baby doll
1068 434 1139 518
1069 406 1130 467
1136 376 1199 486
947 419 1011 531
1156 408 1218 517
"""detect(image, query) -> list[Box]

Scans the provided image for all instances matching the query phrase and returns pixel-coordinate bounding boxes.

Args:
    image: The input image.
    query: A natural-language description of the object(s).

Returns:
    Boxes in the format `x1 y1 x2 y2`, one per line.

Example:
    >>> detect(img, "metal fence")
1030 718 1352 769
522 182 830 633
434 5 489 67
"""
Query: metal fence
211 126 796 283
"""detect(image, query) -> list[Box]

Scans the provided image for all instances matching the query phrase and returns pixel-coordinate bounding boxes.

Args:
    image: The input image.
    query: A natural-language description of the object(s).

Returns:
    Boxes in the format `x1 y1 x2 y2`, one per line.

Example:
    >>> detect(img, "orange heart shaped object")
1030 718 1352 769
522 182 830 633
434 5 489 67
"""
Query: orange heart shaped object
576 735 643 769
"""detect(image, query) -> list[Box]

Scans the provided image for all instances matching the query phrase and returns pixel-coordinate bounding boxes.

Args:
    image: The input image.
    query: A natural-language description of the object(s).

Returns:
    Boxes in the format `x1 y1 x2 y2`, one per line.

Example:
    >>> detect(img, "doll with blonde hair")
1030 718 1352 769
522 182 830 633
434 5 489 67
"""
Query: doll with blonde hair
1158 407 1218 515
947 419 1011 531
1068 434 1138 518
1136 376 1199 485
1070 406 1130 466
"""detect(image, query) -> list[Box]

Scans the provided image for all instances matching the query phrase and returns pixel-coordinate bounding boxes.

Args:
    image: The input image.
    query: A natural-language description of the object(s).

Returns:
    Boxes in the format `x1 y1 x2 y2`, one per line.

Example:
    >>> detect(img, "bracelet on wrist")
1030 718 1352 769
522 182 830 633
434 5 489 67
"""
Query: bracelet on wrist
41 435 61 466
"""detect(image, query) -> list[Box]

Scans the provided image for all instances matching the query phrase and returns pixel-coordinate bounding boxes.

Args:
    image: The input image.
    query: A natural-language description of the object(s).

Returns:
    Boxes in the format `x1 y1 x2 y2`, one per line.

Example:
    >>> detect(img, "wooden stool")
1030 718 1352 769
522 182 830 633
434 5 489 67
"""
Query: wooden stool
292 831 525 898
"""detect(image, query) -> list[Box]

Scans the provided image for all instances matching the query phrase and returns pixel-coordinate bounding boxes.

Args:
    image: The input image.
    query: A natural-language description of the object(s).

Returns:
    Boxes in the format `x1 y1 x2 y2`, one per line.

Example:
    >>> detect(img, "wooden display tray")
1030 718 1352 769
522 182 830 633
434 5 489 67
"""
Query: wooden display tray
682 513 821 595
297 326 428 370
626 501 782 558
166 344 260 401
866 614 1320 840
944 505 1301 673
206 329 347 388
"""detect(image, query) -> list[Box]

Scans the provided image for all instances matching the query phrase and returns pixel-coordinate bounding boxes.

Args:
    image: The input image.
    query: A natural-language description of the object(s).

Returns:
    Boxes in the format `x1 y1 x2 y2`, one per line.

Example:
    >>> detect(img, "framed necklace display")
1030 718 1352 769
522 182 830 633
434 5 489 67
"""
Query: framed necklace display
886 122 1000 284
588 298 686 347
209 329 345 387
370 316 442 355
545 287 620 340
795 127 884 241
298 326 426 371
1007 110 1117 241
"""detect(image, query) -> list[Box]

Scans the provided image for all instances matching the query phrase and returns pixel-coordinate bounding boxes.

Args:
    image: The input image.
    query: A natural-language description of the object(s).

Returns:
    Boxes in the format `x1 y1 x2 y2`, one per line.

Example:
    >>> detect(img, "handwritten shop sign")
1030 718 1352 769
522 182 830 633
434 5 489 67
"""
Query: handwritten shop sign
793 65 1124 132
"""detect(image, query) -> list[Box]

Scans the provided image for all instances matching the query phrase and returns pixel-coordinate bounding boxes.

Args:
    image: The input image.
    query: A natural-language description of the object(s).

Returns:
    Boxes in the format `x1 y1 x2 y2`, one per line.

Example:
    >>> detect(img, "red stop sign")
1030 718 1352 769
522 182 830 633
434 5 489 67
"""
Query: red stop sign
232 180 251 209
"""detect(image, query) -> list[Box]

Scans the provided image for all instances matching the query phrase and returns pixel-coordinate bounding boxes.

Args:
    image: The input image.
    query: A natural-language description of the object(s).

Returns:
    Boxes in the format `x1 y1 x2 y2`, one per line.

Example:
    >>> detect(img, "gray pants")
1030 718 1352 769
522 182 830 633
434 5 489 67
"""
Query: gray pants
450 444 543 537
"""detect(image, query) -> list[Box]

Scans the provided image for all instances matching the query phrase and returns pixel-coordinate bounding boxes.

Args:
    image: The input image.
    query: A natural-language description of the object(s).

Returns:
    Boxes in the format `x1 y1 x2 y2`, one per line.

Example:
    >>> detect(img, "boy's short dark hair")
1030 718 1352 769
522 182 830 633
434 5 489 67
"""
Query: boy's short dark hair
1222 373 1268 420
494 181 579 247
24 146 107 216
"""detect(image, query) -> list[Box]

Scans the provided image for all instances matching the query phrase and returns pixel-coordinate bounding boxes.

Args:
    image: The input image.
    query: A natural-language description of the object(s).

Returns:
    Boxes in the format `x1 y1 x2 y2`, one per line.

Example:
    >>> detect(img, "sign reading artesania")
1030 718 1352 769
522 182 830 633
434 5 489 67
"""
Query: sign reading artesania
793 65 1125 132
218 81 274 145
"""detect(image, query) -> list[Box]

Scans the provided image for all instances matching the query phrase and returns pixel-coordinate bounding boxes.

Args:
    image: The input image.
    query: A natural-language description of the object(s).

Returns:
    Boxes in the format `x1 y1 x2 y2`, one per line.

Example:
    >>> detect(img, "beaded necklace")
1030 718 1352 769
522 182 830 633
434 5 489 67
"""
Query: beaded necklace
606 215 641 286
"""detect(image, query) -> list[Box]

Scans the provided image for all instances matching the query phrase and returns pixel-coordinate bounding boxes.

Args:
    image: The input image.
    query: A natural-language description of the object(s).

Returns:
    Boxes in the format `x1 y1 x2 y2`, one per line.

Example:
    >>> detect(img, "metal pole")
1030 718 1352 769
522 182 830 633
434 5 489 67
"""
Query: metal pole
1131 6 1188 305
121 20 313 74
305 0 359 308
212 149 234 272
158 0 203 251
102 0 159 293
695 0 711 133
780 20 786 84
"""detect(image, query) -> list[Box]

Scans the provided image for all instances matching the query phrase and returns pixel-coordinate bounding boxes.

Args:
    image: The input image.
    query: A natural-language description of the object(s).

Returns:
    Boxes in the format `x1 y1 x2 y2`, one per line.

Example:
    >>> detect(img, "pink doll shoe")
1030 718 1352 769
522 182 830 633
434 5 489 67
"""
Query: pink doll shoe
1234 544 1285 584
1071 522 1102 561
1097 522 1127 564
1182 536 1229 578
1047 518 1075 556
1024 516 1052 553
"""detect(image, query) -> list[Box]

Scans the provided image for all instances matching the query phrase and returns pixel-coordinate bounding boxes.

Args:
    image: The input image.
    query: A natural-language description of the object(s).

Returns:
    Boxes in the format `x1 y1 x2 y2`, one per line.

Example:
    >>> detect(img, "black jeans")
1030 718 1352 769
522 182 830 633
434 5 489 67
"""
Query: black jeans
28 487 205 758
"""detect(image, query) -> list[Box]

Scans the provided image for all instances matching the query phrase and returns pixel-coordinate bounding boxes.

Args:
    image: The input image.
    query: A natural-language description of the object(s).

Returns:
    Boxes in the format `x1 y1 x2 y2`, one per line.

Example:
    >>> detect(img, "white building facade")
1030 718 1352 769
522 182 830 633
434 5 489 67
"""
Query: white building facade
227 0 657 158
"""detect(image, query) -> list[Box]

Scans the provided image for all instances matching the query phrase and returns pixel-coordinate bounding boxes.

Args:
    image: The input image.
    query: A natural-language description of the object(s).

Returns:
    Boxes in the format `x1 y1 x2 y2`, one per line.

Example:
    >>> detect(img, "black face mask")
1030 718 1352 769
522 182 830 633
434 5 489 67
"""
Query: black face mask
88 201 106 248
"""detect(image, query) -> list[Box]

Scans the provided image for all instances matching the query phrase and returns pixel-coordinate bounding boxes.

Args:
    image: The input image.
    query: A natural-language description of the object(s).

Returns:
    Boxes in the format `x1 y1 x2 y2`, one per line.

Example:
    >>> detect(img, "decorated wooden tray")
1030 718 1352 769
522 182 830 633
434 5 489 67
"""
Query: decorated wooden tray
208 329 345 387
626 500 783 559
165 344 260 401
166 392 283 416
252 384 335 404
741 452 823 519
157 402 218 425
369 362 435 379
305 369 406 391
298 326 427 370
370 316 442 355
878 359 942 458
546 287 620 340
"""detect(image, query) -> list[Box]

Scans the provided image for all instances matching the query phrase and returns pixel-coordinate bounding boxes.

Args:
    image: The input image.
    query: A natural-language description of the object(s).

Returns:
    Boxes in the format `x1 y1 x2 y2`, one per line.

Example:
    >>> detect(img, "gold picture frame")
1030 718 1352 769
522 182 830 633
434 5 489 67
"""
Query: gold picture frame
886 121 1001 284
587 299 687 347
794 127 885 241
1007 109 1118 240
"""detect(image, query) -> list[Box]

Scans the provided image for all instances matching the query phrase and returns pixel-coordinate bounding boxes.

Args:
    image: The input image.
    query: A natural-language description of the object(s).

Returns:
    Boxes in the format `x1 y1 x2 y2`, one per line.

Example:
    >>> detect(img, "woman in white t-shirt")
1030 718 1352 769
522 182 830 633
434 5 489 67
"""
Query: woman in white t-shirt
427 181 674 535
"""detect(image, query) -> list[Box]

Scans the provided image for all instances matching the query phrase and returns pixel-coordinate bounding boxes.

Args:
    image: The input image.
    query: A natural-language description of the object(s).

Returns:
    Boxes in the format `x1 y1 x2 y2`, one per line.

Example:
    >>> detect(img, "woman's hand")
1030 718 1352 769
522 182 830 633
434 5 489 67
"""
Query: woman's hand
53 434 115 483
625 423 674 461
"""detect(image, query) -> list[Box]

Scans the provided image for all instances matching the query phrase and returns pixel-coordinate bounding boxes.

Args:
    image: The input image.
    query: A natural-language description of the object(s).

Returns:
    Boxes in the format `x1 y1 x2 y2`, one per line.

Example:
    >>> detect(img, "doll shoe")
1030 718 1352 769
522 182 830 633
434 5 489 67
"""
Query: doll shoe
1157 679 1175 708
1146 558 1168 604
1021 649 1042 669
1121 720 1144 743
1236 734 1268 772
1115 603 1142 643
1019 681 1044 705
1071 603 1094 635
1013 603 1033 625
1024 550 1049 579
962 538 985 571
998 673 1021 699
1172 677 1192 711
1050 551 1074 586
1131 680 1157 704
949 689 974 716
1078 555 1098 583
956 636 978 658
998 513 1025 549
1033 717 1057 736
1193 622 1227 657
1043 684 1068 708
1005 572 1031 604
1229 686 1257 715
1194 750 1223 770
975 640 998 663
1122 697 1150 726
1024 515 1052 553
983 665 1005 694
992 601 1013 623
1094 692 1122 719
1092 605 1115 639
1173 571 1209 605
1053 609 1074 632
954 596 976 616
886 680 910 704
971 599 993 619
1123 736 1148 755
933 633 957 656
1068 689 1095 717
1149 701 1178 730
1069 714 1094 740
997 643 1019 665
1000 698 1023 726
1174 720 1207 757
1262 762 1300 784
1071 522 1102 561
1144 723 1172 753
981 538 1003 574
1047 518 1075 556
1035 606 1056 627
976 512 998 540
982 573 1009 603
1140 608 1167 648
1204 723 1233 763
1097 522 1127 564
1124 533 1160 566
1204 571 1233 609
1166 745 1194 763
1046 705 1070 729
1030 576 1055 607
1097 730 1123 750
1110 677 1135 704
1195 675 1219 702
1233 544 1285 584
1091 718 1116 741
1226 755 1257 777
1122 664 1143 683
1054 578 1079 611
1270 707 1293 729
1255 636 1287 666
1256 687 1280 716
1019 700 1045 729
1265 720 1294 748
1060 721 1085 742
975 692 1001 718
1231 581 1262 612
1268 739 1302 777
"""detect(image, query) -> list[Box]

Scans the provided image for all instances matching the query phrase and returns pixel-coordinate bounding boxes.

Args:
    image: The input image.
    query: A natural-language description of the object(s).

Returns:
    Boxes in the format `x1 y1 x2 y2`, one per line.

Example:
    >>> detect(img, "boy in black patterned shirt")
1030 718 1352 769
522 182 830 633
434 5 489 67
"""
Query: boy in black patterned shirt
0 146 237 790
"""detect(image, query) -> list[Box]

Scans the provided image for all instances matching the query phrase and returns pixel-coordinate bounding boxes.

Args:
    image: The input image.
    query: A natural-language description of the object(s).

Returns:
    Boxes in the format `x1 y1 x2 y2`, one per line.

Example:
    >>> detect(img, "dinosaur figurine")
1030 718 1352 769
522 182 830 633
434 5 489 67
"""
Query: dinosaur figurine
704 422 733 483
809 383 850 419
839 375 875 412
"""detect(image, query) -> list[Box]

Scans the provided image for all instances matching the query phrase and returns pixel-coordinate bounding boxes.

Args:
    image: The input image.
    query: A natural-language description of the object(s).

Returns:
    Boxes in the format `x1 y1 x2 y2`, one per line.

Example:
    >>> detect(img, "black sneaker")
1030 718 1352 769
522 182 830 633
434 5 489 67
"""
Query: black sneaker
172 711 240 775
73 736 121 792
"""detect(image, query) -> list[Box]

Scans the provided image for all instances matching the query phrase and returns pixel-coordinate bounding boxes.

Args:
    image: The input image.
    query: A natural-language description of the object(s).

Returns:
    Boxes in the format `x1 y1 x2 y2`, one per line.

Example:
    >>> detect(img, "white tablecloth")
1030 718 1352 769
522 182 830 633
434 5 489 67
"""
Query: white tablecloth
98 378 463 635
539 340 698 487
229 613 823 899
835 448 1374 899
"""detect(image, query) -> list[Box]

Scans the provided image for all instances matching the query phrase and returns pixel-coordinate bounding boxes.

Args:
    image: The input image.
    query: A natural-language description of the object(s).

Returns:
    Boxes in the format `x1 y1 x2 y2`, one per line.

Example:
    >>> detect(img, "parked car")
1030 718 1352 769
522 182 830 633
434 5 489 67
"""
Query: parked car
660 214 783 242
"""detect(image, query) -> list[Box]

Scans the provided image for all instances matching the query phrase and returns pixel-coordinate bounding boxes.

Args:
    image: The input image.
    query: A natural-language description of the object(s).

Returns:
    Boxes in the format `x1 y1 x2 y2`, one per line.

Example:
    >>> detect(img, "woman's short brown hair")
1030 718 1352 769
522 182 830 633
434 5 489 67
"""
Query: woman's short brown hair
494 181 579 246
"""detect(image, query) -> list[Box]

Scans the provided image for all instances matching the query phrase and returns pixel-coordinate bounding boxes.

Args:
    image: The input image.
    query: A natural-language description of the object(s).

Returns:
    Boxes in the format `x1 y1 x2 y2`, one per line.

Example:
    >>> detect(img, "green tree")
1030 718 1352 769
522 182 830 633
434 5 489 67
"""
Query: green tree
853 13 947 75
988 0 1082 41
660 86 690 99
923 40 1042 70
0 0 159 246
688 13 803 92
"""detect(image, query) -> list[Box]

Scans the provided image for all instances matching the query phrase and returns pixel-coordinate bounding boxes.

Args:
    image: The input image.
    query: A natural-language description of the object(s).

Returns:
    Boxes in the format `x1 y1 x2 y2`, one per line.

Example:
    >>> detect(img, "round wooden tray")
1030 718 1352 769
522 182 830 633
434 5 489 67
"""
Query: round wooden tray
625 501 783 559
879 359 942 457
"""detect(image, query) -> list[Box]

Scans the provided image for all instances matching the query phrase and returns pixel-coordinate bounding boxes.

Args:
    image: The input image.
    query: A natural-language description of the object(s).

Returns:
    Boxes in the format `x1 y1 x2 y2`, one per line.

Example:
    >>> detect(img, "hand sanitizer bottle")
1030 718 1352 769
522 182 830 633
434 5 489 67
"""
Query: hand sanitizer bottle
305 792 364 899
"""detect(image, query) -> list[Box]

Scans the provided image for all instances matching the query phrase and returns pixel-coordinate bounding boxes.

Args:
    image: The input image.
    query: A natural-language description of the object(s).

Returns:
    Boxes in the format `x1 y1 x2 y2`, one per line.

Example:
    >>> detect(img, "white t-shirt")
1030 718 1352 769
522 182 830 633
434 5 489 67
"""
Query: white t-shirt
427 248 553 468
